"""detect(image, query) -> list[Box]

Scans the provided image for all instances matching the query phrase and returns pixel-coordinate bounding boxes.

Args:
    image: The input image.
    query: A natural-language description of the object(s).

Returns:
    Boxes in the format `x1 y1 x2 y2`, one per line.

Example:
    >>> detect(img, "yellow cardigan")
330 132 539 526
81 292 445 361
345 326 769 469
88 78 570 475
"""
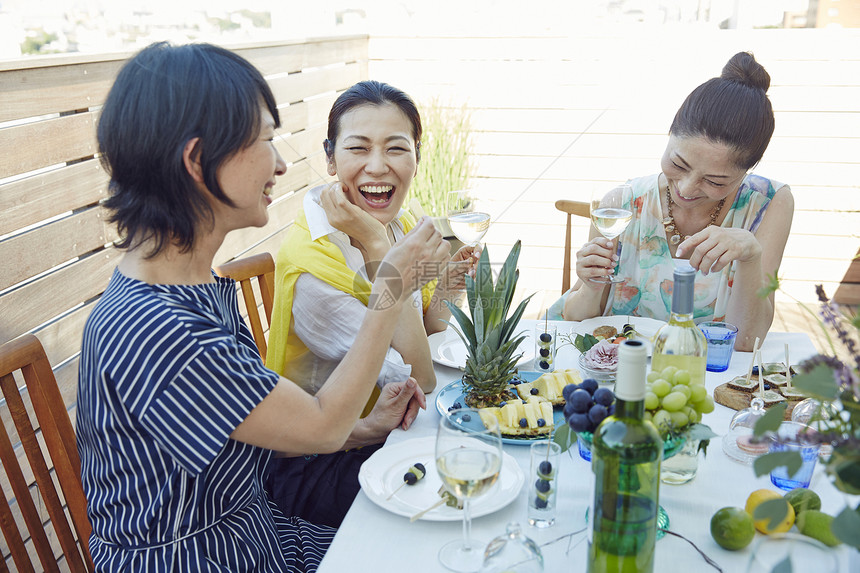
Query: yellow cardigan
266 208 436 414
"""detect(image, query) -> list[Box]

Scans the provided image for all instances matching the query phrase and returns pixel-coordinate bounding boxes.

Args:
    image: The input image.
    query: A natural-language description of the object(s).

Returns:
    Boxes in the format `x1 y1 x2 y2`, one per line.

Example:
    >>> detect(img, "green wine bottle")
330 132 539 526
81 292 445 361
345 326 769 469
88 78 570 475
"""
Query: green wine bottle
651 265 708 386
587 340 663 573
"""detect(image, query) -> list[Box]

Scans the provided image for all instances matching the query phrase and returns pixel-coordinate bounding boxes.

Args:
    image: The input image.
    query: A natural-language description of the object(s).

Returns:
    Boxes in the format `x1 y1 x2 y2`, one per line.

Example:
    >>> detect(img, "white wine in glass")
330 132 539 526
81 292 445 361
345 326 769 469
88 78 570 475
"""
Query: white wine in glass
436 408 502 573
446 189 490 246
590 183 633 284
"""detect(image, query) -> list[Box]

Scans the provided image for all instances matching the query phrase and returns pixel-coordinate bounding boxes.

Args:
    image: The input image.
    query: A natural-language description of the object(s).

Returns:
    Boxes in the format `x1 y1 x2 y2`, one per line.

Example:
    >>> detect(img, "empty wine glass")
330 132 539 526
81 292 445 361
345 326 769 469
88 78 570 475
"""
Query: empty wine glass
436 408 503 572
446 189 490 246
589 183 633 284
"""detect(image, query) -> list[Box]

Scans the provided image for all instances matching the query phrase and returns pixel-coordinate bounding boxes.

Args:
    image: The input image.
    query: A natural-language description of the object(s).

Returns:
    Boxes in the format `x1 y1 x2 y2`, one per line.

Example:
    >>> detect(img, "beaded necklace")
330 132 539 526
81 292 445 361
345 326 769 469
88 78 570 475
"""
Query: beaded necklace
662 184 725 245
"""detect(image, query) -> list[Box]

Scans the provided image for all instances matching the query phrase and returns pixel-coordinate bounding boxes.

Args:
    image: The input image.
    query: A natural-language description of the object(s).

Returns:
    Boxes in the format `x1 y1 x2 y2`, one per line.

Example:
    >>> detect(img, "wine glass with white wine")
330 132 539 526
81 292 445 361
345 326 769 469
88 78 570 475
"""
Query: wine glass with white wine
446 189 490 246
589 183 633 283
436 408 503 573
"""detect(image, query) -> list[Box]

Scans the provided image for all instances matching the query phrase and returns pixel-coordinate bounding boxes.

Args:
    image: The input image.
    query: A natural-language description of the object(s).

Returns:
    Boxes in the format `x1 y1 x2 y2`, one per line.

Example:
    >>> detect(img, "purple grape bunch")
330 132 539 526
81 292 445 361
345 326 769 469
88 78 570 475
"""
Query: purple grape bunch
562 379 615 433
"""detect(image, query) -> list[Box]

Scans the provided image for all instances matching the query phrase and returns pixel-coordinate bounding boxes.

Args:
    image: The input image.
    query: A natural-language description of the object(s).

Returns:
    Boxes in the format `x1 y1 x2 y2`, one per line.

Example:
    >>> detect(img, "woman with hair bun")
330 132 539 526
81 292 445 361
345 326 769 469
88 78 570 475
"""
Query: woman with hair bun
560 52 794 351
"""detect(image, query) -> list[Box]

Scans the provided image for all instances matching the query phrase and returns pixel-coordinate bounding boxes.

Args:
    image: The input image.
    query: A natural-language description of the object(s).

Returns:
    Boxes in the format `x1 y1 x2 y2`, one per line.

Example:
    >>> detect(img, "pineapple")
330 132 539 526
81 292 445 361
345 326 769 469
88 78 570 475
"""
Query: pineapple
445 240 532 408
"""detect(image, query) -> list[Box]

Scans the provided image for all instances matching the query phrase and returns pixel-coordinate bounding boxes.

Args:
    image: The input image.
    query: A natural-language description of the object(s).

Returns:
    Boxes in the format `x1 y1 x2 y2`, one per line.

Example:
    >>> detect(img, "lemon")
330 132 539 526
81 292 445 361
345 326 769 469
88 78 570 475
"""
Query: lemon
710 507 756 551
797 510 841 547
745 489 795 534
784 488 821 517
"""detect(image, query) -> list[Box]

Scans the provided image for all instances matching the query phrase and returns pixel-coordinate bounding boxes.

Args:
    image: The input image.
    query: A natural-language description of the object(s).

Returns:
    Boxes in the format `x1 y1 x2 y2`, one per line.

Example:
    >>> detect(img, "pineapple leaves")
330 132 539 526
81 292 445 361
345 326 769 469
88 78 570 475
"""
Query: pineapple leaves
448 240 535 400
444 301 476 349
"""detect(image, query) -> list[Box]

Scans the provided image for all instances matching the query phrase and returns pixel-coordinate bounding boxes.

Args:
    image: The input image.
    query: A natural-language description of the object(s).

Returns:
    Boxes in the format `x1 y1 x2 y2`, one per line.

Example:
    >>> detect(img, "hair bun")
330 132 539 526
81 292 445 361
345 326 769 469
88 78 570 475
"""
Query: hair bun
721 51 770 92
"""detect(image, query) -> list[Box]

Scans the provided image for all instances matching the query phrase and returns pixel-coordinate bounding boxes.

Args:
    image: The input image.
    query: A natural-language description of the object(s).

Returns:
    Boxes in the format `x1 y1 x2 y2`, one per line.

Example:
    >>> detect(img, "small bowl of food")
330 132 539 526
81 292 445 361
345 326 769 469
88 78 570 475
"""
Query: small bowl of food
577 340 618 385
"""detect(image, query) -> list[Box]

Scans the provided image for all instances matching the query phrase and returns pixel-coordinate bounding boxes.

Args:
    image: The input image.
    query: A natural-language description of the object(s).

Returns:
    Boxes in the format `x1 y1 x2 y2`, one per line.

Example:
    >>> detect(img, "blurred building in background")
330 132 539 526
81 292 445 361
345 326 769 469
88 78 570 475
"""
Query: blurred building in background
2 0 858 60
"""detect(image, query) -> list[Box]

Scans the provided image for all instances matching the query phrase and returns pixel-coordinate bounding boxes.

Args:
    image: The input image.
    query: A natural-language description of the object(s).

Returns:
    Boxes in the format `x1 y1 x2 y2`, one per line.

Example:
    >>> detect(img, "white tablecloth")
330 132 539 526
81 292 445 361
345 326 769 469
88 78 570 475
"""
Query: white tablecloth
318 320 859 572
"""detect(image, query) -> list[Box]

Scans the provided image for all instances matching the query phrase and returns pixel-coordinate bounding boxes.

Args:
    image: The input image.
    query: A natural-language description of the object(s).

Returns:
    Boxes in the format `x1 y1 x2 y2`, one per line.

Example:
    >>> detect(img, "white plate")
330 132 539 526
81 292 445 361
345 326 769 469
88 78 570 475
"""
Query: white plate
571 316 666 355
429 328 536 370
358 436 524 521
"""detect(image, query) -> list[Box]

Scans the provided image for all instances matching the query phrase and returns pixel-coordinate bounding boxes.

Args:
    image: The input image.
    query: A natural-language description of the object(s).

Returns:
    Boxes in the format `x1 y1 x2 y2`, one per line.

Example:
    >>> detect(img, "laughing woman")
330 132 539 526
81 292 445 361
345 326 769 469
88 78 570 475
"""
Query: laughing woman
77 43 449 572
264 80 478 526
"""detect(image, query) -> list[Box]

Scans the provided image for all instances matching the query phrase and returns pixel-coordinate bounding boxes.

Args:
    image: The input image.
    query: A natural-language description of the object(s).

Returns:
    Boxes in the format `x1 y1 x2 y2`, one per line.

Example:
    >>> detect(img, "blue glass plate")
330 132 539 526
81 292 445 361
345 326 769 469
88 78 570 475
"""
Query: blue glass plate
434 371 566 446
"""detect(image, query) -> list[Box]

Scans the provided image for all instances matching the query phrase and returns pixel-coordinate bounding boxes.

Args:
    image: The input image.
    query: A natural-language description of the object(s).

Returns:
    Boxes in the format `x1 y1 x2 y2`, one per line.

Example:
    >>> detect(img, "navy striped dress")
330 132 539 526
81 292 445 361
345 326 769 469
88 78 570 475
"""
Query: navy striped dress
77 269 335 571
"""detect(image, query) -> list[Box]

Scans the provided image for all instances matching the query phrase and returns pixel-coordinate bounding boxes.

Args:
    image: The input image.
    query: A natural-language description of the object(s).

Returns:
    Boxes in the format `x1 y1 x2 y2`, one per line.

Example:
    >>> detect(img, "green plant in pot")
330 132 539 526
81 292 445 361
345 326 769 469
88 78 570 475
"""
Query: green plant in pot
410 99 474 235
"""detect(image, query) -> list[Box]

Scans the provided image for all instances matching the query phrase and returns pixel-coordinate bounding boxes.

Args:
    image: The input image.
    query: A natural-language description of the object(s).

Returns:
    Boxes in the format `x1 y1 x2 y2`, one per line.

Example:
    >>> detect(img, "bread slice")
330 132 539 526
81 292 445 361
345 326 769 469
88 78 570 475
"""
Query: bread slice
779 386 806 400
757 390 786 406
763 373 788 387
727 376 758 393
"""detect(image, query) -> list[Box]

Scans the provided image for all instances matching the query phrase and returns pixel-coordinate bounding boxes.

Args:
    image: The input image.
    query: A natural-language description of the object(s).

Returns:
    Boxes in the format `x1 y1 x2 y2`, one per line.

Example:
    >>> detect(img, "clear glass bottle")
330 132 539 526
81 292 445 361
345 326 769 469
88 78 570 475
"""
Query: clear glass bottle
587 340 663 573
651 266 708 386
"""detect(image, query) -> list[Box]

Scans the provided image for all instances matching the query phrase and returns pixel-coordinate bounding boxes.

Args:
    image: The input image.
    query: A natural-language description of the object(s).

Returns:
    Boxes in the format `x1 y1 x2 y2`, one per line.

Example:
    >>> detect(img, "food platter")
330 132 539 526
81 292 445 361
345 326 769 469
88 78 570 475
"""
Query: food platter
571 315 666 355
434 372 566 446
428 327 536 370
358 436 524 521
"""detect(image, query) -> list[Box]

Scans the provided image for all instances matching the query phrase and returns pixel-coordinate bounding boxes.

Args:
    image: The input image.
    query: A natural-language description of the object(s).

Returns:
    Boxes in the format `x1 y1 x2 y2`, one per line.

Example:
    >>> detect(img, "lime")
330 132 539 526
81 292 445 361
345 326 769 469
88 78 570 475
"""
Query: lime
784 488 821 517
797 510 841 547
745 489 795 534
710 507 756 551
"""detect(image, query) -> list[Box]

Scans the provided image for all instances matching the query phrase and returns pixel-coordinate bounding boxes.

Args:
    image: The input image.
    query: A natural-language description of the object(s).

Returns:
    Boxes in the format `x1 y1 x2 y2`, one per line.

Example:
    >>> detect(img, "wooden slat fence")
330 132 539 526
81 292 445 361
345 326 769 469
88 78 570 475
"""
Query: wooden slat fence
369 27 860 312
0 35 366 570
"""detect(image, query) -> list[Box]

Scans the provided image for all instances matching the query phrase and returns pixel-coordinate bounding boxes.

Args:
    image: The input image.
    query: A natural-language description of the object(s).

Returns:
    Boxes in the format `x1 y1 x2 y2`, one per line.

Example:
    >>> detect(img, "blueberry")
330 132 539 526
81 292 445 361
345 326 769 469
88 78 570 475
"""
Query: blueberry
519 418 528 428
530 388 539 395
581 378 599 395
404 472 417 485
539 348 550 357
539 460 553 475
569 413 590 433
570 389 593 414
751 365 760 376
462 414 472 422
593 387 614 407
539 360 550 370
534 496 548 509
499 401 507 407
537 418 546 427
452 401 462 410
563 401 576 420
562 383 580 402
540 332 552 343
413 463 426 475
588 403 609 426
535 479 551 493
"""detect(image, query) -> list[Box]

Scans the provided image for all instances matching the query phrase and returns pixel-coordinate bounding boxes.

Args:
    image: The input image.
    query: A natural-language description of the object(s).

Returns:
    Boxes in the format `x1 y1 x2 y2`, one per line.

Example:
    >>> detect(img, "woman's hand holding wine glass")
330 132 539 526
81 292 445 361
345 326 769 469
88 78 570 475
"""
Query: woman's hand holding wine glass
589 183 633 284
436 408 503 573
446 189 490 246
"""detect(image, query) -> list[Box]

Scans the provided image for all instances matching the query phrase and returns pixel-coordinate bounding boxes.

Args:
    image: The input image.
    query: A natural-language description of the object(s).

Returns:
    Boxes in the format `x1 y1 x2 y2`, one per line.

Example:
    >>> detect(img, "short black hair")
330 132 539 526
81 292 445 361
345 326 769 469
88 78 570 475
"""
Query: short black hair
97 41 280 257
324 80 422 162
670 52 774 170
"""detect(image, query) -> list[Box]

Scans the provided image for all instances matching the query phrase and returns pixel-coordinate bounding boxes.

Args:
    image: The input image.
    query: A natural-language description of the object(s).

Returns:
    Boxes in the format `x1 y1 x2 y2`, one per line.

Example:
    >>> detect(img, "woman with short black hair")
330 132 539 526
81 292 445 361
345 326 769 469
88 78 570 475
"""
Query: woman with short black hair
77 42 449 572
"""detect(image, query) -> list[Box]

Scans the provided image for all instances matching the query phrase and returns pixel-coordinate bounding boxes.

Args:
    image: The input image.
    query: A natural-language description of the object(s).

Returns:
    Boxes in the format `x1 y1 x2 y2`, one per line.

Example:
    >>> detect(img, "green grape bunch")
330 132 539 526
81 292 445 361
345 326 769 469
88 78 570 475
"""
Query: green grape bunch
643 365 715 437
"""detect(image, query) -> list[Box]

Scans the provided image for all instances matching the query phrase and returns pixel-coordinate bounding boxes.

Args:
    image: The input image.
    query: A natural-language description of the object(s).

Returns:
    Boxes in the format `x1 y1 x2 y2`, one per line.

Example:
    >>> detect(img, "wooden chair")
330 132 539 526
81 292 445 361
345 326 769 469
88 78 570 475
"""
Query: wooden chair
555 199 591 293
215 252 276 362
0 334 94 572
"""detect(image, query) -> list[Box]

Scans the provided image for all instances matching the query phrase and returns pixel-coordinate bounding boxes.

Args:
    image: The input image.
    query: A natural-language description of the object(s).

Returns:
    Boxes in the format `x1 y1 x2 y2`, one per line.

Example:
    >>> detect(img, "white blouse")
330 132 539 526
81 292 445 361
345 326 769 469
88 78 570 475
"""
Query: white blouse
287 187 422 394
